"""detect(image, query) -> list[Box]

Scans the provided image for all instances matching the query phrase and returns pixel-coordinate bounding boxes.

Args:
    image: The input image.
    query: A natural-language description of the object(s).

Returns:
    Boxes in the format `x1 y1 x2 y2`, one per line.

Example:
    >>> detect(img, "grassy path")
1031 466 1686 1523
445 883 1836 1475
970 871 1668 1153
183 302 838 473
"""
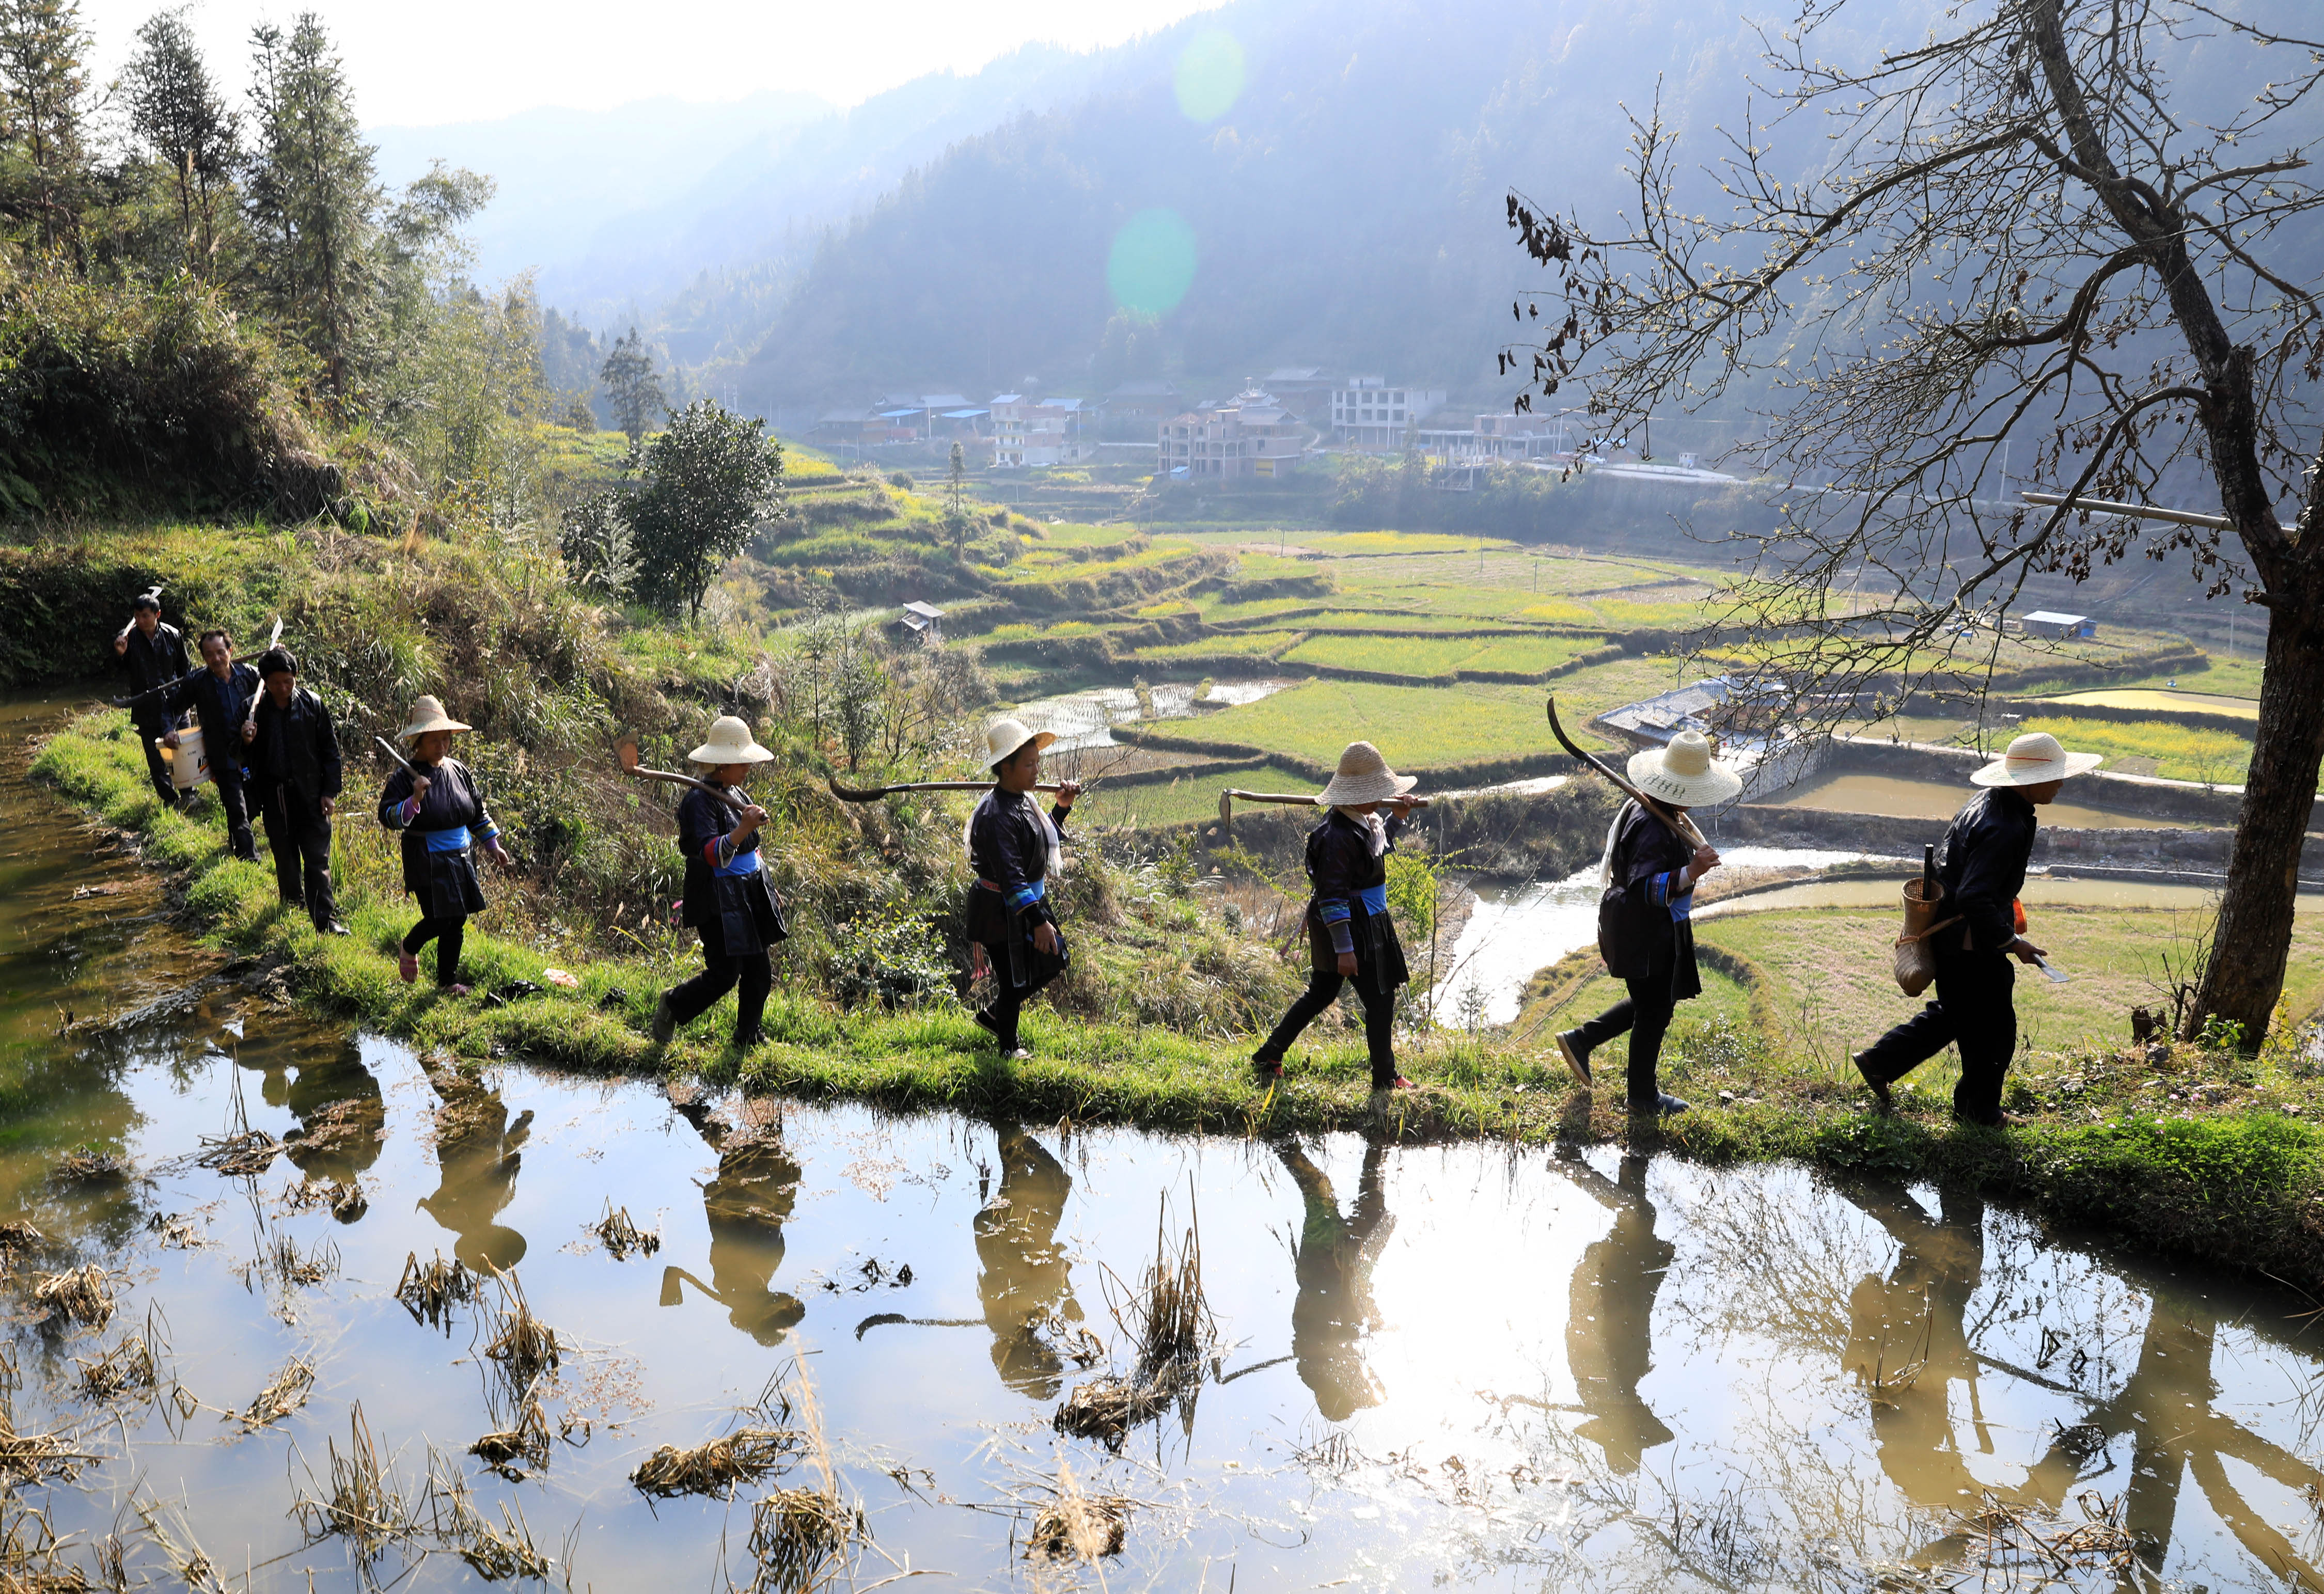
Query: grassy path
30 709 2324 1295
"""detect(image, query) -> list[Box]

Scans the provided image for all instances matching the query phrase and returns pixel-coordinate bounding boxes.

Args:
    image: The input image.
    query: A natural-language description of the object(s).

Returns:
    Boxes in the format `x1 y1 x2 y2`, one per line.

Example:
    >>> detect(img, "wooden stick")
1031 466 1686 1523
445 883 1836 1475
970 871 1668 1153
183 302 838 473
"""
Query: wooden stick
827 777 1063 802
1544 696 1707 848
1216 788 1431 828
616 738 749 816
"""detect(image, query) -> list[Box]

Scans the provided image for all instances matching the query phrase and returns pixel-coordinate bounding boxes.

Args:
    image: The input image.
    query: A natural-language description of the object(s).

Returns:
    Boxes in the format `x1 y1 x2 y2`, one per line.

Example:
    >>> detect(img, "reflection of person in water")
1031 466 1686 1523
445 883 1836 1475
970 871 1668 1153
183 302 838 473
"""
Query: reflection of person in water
976 1123 1085 1398
661 1102 807 1346
278 1043 385 1192
1840 1181 1990 1516
1558 1151 1674 1474
1274 1139 1394 1422
416 1063 531 1273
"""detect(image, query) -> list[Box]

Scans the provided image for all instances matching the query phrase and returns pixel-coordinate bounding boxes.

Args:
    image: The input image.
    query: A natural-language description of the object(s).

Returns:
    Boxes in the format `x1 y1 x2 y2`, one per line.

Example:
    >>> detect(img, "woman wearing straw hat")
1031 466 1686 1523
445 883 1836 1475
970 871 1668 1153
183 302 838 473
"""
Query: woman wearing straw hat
1250 741 1421 1096
376 696 512 994
1851 730 2100 1127
650 716 789 1050
1553 730 1739 1116
965 717 1081 1059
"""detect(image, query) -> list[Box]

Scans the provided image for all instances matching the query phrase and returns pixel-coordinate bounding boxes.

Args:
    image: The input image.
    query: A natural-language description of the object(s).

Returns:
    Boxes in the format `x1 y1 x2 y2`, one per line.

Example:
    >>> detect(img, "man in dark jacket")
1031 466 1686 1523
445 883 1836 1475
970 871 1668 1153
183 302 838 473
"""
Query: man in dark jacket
246 647 346 934
111 589 188 802
163 629 260 861
1854 731 2101 1126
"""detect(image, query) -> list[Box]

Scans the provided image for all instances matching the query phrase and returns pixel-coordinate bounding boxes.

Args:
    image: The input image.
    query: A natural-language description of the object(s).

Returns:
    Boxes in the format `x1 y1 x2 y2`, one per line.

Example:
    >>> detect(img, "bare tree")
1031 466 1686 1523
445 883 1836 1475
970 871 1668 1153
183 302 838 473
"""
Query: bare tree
1503 0 2323 1044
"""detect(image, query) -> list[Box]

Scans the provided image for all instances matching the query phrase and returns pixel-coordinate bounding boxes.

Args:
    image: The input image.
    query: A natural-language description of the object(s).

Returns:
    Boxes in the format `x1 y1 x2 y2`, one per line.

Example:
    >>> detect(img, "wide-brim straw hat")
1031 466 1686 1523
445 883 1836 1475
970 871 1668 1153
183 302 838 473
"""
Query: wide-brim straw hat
1970 730 2103 787
1318 740 1419 807
688 715 776 765
984 717 1056 768
1626 730 1744 807
397 696 471 741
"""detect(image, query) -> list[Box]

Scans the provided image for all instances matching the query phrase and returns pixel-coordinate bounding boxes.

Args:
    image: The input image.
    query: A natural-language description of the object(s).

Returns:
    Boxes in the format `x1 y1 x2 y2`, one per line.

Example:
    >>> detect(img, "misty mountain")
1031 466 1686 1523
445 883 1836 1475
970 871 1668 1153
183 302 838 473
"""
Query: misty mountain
371 43 1141 342
720 0 1806 410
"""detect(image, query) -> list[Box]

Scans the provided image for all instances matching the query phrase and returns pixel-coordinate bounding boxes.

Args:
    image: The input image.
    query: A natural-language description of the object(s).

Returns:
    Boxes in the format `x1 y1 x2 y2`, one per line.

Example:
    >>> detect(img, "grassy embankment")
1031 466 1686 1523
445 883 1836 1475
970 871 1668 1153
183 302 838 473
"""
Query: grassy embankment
31 696 2324 1295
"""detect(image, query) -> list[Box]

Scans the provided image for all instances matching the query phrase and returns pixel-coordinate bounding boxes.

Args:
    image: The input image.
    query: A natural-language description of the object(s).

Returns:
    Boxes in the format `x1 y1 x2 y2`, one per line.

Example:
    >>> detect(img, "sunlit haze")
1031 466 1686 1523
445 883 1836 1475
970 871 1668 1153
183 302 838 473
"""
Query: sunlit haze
77 0 1228 125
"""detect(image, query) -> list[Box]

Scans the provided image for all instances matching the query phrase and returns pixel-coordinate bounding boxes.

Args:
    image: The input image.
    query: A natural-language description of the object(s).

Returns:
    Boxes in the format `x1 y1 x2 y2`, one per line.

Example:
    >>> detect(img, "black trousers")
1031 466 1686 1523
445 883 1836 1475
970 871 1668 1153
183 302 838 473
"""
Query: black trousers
261 785 337 930
666 913 773 1044
976 940 1062 1051
403 916 467 988
1258 961 1399 1090
1569 940 1684 1106
1856 951 2016 1125
132 712 176 802
212 760 256 861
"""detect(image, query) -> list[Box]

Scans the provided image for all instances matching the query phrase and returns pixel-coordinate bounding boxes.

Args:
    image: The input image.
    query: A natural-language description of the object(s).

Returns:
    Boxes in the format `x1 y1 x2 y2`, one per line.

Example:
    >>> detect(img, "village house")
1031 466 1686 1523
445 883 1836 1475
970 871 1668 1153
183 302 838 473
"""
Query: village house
1157 386 1307 478
1330 377 1449 450
991 395 1093 468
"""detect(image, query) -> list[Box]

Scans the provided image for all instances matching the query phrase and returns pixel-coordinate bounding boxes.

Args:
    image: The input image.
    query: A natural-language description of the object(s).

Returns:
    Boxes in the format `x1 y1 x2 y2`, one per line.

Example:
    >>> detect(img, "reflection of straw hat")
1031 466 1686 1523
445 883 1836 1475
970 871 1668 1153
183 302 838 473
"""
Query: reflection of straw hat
1318 741 1419 807
1625 731 1742 807
983 717 1055 768
1970 731 2102 787
397 696 471 740
688 715 775 765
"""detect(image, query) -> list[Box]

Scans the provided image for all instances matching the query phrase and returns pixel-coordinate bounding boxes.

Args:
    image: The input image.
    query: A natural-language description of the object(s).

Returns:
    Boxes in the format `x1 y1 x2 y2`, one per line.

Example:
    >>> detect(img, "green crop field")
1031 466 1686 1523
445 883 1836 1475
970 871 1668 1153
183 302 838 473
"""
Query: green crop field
1283 635 1499 676
1181 679 1554 768
1294 610 1532 634
1462 637 1607 674
1142 631 1304 660
1295 531 1525 555
1202 596 1323 625
2013 715 2253 784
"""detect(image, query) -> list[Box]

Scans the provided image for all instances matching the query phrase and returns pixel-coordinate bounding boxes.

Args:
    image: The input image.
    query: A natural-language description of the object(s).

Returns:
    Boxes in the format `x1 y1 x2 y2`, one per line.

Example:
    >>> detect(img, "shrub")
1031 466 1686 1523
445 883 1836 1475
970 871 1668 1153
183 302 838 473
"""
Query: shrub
825 903 953 1010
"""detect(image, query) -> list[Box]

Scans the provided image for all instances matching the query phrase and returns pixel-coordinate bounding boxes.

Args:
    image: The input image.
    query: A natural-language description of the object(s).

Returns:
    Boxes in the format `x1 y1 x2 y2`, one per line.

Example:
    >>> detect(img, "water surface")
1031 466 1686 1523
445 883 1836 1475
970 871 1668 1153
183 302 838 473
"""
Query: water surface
1773 772 2195 829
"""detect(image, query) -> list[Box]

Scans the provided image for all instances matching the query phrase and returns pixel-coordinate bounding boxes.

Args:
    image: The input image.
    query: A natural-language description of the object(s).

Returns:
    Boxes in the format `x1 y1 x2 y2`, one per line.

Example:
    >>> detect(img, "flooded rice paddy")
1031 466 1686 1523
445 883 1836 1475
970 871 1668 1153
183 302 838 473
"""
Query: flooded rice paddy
1700 874 2324 917
8 695 2324 1591
2035 689 2258 718
1009 681 1286 751
1771 772 2195 829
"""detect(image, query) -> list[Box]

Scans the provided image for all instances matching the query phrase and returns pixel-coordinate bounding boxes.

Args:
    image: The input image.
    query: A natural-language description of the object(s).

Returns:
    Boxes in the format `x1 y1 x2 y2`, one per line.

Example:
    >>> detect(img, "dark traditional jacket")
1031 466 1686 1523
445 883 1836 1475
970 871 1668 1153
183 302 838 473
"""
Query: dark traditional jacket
677 782 787 954
248 687 343 806
1597 800 1702 995
164 662 260 764
1301 808 1410 991
1934 787 2036 957
378 756 499 917
966 788 1072 987
117 622 188 713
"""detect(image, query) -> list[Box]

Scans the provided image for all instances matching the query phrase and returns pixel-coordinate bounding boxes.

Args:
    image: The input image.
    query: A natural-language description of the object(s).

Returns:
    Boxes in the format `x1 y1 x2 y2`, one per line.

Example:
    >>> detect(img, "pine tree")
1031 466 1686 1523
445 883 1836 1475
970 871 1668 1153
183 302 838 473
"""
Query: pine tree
0 0 92 261
599 327 666 444
246 13 378 405
122 7 238 278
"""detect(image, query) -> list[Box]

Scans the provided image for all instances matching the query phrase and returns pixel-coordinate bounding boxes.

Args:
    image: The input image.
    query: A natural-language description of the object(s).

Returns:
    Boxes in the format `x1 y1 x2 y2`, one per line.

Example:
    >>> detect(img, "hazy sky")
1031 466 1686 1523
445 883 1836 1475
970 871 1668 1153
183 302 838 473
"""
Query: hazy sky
77 0 1226 127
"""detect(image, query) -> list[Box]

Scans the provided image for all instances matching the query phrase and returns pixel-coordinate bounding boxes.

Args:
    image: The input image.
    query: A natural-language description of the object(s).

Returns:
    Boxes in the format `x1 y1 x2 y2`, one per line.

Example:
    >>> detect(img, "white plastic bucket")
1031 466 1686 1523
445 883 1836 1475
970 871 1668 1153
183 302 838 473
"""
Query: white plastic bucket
158 725 211 791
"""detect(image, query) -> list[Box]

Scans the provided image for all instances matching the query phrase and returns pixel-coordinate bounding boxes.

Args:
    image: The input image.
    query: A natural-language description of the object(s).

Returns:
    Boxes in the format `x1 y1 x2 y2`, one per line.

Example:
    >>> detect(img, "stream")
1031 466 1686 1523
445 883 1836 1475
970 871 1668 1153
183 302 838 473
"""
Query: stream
5 690 2324 1591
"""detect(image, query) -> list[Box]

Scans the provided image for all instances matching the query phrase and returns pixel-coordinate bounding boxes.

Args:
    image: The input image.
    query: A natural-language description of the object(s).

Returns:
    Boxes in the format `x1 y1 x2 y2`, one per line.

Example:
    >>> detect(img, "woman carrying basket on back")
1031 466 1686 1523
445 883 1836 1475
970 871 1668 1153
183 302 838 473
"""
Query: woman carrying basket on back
1250 741 1420 1097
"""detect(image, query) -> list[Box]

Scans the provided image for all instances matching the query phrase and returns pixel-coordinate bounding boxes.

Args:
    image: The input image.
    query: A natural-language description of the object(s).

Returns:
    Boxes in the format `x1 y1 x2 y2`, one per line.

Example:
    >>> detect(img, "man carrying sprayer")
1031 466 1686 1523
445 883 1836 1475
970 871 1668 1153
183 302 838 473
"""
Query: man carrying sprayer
1852 731 2100 1128
162 629 261 862
111 589 187 804
244 647 347 936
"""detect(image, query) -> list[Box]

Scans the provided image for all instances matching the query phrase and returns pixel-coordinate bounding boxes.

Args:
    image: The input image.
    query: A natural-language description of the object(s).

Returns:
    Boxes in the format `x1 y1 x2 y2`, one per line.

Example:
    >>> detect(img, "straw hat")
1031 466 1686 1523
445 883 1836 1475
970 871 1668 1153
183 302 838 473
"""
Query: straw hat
1625 731 1743 807
688 715 775 766
397 696 471 741
1970 730 2102 787
983 717 1056 768
1318 741 1419 807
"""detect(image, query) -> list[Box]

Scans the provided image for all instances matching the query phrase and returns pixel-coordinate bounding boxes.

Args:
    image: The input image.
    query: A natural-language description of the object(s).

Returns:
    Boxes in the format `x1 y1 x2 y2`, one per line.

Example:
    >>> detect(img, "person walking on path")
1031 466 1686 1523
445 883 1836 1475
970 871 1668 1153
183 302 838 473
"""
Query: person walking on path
376 696 511 995
1251 741 1421 1096
1852 731 2100 1127
162 629 261 861
111 589 187 803
651 715 789 1051
245 647 346 935
1553 730 1740 1117
964 717 1080 1059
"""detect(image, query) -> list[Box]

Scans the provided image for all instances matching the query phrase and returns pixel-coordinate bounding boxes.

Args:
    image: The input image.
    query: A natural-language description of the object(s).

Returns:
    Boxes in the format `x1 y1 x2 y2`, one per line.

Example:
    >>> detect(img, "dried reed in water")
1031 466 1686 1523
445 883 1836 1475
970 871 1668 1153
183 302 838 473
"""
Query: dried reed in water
394 1250 476 1331
482 1276 559 1394
747 1489 863 1590
294 1404 409 1568
32 1265 115 1331
0 1402 90 1486
593 1203 659 1260
423 1450 555 1582
0 1221 44 1261
49 1148 130 1185
239 1356 316 1431
1026 1458 1129 1564
73 1335 156 1402
194 1128 279 1178
1054 1193 1214 1448
468 1393 550 1473
628 1426 802 1499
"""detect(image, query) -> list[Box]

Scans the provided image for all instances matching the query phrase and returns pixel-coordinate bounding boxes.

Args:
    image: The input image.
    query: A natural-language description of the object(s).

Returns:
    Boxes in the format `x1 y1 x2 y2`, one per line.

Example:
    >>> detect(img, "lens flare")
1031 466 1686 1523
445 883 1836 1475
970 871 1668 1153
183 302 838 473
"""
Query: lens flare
1106 209 1198 318
1174 28 1245 123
